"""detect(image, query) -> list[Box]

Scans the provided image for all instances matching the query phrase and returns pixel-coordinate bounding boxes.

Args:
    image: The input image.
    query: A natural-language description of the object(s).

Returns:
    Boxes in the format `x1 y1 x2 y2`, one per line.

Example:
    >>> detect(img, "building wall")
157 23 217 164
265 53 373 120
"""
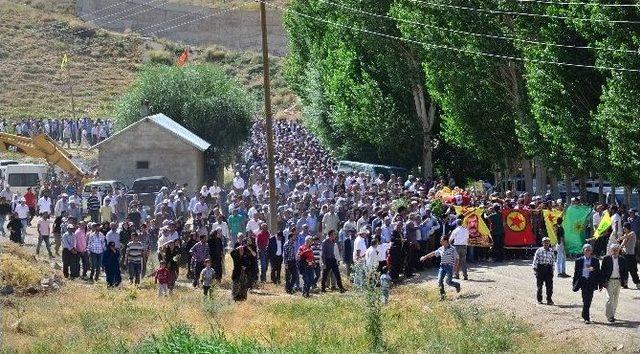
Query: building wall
97 120 205 193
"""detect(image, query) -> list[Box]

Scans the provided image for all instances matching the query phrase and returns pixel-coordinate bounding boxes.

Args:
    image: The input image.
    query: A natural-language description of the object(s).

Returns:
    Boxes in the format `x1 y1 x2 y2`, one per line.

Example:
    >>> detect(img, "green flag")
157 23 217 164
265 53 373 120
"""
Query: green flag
562 205 592 254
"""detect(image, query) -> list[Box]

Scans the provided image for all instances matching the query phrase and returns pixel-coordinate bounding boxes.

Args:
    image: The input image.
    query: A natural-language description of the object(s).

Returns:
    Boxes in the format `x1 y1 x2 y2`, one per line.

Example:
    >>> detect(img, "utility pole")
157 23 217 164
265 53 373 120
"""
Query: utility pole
260 1 278 234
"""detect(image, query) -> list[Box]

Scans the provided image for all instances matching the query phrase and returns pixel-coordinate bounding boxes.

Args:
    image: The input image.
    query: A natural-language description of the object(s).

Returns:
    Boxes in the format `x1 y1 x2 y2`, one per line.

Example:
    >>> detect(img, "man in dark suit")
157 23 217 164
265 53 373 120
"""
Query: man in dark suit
600 243 628 323
267 231 284 284
573 244 600 323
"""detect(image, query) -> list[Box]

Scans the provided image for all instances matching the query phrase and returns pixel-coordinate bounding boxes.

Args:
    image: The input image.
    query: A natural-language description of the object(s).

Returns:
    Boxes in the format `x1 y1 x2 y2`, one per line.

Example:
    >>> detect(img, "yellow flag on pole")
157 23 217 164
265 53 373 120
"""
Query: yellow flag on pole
453 206 492 246
542 209 563 245
60 54 69 70
593 211 611 239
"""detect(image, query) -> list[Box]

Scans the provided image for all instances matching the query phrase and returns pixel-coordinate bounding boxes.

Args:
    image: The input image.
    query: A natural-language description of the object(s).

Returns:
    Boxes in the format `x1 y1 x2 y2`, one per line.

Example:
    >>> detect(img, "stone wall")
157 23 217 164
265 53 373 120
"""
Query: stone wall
76 0 288 55
97 120 205 193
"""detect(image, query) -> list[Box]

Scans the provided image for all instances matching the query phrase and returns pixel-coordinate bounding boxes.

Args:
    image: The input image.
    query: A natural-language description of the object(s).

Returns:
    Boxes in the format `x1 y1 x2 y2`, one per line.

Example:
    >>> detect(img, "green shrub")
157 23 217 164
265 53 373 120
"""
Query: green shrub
204 47 226 62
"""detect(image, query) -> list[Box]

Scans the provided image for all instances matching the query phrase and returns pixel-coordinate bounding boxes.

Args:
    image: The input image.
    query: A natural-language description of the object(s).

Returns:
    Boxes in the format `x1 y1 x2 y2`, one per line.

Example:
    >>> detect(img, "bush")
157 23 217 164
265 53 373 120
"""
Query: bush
147 50 173 65
0 254 42 291
204 47 226 62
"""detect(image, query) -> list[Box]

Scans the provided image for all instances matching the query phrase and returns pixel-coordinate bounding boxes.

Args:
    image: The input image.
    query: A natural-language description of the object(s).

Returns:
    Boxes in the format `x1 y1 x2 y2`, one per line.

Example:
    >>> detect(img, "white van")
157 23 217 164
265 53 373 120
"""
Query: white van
5 164 48 196
0 160 19 180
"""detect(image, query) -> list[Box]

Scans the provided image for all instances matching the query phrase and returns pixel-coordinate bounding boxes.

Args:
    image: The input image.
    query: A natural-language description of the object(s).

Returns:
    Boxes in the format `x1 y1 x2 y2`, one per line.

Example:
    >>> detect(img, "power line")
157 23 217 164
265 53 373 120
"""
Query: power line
261 0 640 72
513 0 640 7
317 0 639 55
147 3 250 36
409 0 640 24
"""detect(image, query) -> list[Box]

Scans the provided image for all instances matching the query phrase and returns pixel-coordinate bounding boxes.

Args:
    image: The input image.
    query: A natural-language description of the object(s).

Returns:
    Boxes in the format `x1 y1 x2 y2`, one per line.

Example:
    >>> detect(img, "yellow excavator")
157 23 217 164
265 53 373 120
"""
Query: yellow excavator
0 132 93 181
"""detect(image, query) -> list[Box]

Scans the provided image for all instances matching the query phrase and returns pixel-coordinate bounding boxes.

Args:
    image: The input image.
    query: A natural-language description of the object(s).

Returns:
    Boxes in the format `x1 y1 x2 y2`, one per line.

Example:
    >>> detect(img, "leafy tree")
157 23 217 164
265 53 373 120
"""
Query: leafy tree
115 64 256 179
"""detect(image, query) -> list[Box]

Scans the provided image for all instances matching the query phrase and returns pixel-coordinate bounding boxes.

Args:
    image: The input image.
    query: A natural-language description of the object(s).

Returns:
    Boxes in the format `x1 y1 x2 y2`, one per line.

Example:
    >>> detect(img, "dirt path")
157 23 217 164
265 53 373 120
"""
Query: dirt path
412 259 640 352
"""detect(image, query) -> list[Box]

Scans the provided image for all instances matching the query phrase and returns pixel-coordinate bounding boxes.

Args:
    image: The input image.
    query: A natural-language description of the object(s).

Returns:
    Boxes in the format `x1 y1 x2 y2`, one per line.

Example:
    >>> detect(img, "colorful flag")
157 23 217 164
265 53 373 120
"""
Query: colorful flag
542 209 563 245
593 211 611 239
177 48 189 66
60 54 69 69
502 209 536 246
562 205 592 254
454 206 492 246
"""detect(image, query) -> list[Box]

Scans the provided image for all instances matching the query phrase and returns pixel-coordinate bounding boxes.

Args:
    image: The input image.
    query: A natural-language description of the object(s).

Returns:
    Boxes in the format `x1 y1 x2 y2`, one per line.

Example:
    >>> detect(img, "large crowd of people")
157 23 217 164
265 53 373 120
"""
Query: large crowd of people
0 117 113 147
1 120 638 325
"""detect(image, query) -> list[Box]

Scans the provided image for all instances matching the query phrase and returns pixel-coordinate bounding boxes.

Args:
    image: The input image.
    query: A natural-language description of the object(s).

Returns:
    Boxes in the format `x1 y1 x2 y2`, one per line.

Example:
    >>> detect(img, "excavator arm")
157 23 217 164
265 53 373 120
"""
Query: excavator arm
0 132 92 181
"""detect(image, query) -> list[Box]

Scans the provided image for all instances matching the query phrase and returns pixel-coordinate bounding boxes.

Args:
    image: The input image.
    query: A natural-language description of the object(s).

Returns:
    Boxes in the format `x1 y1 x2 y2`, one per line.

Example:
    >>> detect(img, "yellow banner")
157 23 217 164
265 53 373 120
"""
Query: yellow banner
593 211 611 239
453 206 492 246
542 209 563 245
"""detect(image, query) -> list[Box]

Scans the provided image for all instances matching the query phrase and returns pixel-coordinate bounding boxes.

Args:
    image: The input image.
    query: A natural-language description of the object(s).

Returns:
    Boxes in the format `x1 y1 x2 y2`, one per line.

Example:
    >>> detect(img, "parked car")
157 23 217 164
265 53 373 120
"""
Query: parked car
127 176 173 210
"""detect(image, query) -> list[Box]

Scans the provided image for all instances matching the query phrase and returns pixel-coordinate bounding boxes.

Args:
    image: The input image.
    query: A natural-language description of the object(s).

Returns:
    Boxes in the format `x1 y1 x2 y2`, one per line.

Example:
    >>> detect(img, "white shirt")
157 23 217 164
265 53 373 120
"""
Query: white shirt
611 213 622 238
592 211 602 229
276 238 283 256
377 242 389 262
353 235 367 263
37 197 52 214
449 226 470 246
14 203 30 219
246 218 261 235
365 246 379 269
611 256 620 279
208 185 221 198
233 176 245 190
211 221 230 241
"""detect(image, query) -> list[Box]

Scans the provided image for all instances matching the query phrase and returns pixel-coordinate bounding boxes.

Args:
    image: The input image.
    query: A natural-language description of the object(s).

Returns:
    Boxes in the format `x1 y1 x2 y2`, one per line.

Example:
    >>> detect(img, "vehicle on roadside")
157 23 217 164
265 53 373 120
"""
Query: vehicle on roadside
0 159 19 180
5 163 48 195
127 176 173 210
336 160 408 179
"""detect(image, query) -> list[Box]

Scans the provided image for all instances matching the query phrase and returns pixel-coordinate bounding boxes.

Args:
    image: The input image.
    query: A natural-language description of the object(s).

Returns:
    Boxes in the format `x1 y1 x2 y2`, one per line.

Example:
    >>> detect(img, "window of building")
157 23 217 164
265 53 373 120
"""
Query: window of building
136 160 149 169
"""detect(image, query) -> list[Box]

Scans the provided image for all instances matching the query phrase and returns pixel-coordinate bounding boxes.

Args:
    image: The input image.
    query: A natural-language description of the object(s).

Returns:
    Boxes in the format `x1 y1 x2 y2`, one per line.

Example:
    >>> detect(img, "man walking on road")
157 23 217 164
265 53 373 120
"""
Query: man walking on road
572 244 600 324
600 243 628 323
320 230 346 293
533 237 555 305
620 222 639 289
449 219 469 280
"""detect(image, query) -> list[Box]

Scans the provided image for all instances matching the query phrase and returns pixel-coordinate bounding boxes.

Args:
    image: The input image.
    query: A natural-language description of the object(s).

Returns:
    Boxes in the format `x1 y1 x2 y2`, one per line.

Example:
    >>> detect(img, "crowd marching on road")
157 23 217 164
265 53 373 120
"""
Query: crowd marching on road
0 117 113 147
1 120 639 326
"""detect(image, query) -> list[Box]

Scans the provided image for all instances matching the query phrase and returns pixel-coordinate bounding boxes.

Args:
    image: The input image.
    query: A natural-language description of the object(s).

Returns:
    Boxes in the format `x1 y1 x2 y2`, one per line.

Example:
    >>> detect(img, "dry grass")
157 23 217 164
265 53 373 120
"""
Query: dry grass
0 0 298 120
1 252 572 353
0 242 56 294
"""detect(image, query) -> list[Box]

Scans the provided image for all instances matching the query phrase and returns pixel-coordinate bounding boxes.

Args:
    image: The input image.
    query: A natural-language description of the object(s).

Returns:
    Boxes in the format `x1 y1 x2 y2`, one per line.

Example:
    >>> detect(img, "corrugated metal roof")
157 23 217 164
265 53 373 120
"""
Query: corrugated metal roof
148 114 211 151
91 113 211 152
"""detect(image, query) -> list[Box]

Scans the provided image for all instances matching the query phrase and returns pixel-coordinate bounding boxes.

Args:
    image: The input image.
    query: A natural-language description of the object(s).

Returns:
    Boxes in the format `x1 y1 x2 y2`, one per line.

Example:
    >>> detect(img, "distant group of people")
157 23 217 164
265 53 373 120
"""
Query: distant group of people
0 117 113 147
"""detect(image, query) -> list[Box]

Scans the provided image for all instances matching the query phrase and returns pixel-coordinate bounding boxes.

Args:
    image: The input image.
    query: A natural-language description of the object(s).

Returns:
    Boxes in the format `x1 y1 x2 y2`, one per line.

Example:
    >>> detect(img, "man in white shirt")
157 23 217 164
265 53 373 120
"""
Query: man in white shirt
233 173 245 191
211 215 230 247
246 214 262 236
449 219 469 280
352 228 369 264
14 198 30 237
609 206 623 254
37 195 52 215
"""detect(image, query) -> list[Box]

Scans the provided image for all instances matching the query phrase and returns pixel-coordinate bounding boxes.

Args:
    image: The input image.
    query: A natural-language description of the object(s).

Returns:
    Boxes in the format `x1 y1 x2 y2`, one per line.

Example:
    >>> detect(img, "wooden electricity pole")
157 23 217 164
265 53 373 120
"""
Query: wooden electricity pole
260 1 278 233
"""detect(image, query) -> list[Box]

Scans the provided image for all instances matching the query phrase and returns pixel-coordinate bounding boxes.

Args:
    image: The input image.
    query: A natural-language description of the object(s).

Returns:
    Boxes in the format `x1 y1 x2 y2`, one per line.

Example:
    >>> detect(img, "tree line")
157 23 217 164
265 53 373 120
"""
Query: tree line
282 0 640 199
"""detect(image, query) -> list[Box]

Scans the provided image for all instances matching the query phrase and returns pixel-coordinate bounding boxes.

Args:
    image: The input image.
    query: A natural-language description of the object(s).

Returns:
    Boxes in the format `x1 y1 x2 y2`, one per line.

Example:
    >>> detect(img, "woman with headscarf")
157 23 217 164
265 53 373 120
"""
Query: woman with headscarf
102 241 121 287
208 228 225 281
230 241 255 301
7 213 23 245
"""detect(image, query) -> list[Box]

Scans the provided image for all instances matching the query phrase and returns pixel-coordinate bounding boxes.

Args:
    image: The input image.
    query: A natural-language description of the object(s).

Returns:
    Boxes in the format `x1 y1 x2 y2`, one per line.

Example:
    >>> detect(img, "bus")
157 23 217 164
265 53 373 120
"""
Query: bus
5 164 48 195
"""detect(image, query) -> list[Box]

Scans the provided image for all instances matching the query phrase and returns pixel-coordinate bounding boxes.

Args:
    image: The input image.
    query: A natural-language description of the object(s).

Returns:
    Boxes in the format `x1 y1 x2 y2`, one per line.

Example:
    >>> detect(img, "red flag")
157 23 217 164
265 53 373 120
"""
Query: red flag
177 48 189 67
502 208 536 246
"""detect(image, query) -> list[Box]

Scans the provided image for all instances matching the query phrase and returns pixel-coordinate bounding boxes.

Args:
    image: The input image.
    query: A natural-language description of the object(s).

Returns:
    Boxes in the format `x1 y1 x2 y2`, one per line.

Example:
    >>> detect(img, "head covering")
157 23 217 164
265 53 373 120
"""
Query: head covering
542 237 550 243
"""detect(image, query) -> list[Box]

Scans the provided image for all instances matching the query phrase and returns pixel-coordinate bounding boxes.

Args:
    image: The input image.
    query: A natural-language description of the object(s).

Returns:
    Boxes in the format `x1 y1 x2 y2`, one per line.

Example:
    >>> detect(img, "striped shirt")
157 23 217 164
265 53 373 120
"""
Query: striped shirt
312 243 321 263
87 195 100 211
435 245 458 266
126 241 145 264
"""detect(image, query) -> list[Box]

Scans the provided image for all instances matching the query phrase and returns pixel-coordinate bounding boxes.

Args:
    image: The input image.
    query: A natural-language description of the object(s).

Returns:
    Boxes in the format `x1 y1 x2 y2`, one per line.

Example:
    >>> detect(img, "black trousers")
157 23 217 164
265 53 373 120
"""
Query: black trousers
79 251 90 277
270 255 283 284
404 243 416 276
321 258 344 290
492 234 504 262
625 254 639 285
536 265 553 302
284 260 297 292
62 249 80 279
578 279 595 321
193 261 205 286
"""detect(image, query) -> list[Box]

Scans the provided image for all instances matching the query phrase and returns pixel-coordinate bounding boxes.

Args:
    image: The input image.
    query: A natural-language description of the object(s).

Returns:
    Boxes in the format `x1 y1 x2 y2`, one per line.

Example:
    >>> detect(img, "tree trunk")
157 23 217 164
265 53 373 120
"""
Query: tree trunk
598 176 604 204
413 85 435 179
534 158 546 195
550 173 559 199
522 159 534 194
494 168 501 194
565 174 572 204
624 185 632 208
578 176 587 202
610 183 617 206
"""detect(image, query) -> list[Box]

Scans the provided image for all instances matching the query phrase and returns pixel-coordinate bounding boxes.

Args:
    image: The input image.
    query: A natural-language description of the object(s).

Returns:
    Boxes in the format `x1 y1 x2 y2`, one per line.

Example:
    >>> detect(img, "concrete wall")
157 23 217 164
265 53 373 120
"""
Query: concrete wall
97 120 205 193
76 0 288 55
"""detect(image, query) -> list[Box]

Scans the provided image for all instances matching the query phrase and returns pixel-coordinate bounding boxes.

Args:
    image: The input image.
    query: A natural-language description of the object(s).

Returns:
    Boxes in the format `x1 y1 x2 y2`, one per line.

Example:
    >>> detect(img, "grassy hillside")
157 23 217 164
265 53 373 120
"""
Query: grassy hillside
0 0 297 120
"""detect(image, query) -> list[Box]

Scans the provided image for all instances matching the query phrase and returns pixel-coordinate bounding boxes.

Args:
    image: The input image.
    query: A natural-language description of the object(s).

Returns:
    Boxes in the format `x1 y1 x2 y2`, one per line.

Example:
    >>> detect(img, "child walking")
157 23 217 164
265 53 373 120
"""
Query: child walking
200 258 215 298
154 260 171 297
421 236 461 300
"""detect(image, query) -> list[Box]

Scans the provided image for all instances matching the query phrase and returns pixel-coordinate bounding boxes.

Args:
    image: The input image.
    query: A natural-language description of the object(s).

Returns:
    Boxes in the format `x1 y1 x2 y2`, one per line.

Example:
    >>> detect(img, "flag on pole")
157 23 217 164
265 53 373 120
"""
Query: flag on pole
593 211 611 239
562 205 592 254
60 54 69 69
542 209 563 245
177 48 189 66
502 208 536 246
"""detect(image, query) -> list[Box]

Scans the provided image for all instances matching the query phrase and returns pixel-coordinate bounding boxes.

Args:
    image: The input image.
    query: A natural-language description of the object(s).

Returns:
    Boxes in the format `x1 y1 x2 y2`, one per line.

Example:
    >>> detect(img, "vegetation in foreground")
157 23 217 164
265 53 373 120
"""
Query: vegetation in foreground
1 265 568 353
